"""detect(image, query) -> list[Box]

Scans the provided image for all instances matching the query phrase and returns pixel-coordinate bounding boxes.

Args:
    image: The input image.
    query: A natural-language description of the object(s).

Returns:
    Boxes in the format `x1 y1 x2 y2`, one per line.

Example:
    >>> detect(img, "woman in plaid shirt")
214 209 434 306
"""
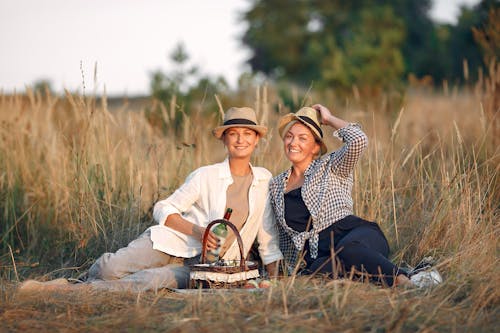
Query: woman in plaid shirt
269 104 413 287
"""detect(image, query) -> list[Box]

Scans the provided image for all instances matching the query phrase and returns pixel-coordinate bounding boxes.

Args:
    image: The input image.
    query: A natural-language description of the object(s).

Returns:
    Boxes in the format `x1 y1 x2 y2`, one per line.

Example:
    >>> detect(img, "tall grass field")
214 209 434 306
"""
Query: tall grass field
0 65 498 331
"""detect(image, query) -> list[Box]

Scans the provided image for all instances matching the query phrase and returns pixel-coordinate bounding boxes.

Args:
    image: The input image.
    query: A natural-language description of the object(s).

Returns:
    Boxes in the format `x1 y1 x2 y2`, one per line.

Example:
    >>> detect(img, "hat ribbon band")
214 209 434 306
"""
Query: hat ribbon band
223 118 257 126
298 116 323 138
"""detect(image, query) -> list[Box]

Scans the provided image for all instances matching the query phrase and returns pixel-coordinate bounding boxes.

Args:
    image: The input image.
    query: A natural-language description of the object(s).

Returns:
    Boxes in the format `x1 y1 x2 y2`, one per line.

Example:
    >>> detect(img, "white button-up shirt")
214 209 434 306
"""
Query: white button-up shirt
150 159 283 265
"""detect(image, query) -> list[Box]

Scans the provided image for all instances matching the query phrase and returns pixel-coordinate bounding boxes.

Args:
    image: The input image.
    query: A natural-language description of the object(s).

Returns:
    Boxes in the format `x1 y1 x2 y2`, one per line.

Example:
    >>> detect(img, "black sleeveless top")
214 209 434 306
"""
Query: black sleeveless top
284 187 388 264
284 187 311 233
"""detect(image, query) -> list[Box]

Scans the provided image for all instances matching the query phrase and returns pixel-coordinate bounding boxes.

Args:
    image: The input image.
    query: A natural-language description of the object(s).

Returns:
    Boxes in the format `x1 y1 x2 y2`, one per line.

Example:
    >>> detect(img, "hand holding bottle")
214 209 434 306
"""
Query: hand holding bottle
206 208 232 263
165 213 219 250
194 225 219 250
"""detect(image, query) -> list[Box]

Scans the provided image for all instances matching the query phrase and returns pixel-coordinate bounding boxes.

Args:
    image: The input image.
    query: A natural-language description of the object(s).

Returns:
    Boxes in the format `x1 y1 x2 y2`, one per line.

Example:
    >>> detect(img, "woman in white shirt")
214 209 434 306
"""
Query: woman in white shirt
19 107 283 292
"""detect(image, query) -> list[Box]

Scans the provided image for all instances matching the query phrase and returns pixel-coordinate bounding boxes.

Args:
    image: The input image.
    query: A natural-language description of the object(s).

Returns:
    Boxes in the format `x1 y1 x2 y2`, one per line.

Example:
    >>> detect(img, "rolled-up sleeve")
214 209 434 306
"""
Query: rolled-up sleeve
257 196 284 265
153 170 201 226
330 123 368 177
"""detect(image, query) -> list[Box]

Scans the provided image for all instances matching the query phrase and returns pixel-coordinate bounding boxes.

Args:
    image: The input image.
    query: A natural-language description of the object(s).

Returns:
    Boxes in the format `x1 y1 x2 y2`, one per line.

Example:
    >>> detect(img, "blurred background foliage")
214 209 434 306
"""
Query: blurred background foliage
29 0 499 107
241 0 499 92
140 0 499 124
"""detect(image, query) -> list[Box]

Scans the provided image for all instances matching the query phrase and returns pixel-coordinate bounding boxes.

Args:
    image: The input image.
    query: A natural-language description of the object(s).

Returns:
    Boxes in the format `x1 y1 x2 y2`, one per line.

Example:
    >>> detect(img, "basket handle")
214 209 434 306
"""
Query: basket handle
200 219 246 270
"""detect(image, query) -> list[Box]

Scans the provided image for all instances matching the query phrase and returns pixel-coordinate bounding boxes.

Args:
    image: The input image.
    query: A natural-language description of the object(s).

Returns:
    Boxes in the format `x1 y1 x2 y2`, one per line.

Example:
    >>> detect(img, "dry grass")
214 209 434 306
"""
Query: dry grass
0 277 497 332
0 65 498 331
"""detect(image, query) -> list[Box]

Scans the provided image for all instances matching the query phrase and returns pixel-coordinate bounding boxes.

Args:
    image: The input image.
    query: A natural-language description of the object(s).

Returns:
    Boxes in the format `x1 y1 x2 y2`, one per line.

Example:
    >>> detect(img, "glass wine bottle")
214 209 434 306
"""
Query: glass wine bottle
206 208 231 263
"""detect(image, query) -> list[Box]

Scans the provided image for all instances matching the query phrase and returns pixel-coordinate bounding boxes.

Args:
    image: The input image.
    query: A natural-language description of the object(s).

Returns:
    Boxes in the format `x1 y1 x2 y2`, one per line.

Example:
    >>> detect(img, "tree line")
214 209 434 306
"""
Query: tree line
34 0 498 101
241 0 499 92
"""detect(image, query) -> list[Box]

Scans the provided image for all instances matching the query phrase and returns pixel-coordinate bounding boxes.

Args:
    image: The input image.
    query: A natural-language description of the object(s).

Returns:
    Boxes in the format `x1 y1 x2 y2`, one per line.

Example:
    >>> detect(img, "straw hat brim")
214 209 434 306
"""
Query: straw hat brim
278 114 327 156
212 124 268 139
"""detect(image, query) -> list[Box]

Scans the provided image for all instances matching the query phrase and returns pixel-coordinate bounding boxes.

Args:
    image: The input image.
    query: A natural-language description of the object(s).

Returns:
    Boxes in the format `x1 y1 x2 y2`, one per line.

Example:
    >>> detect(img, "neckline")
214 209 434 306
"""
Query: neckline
232 172 253 179
284 186 302 195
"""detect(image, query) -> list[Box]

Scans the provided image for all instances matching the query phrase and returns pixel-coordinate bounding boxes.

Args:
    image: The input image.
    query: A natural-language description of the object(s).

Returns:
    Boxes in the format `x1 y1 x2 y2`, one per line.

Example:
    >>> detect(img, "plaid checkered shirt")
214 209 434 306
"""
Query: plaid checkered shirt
269 123 368 272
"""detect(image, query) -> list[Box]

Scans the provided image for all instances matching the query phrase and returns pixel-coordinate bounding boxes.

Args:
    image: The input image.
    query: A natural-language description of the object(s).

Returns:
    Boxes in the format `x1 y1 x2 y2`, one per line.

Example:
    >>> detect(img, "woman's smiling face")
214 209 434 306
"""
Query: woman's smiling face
223 127 259 159
283 122 320 167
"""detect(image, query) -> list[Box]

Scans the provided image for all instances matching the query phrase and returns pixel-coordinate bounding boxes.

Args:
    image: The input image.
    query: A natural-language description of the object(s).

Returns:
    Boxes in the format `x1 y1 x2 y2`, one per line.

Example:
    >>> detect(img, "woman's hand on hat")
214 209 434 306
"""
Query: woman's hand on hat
312 104 333 125
312 104 349 130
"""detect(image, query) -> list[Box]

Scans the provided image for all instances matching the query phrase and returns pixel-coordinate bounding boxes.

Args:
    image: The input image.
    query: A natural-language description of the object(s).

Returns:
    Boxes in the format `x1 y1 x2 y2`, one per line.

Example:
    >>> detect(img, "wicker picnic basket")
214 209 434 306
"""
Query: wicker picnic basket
189 219 259 288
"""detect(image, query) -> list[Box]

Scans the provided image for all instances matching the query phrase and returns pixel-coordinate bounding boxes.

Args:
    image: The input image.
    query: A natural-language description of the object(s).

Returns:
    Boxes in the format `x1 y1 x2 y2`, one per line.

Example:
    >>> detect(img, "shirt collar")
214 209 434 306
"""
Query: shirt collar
283 159 317 180
219 158 265 181
304 159 319 177
219 158 233 179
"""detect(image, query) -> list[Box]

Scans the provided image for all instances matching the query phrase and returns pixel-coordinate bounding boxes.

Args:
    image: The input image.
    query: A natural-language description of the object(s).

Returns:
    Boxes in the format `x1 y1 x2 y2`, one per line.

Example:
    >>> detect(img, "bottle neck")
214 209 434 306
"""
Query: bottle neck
223 208 232 220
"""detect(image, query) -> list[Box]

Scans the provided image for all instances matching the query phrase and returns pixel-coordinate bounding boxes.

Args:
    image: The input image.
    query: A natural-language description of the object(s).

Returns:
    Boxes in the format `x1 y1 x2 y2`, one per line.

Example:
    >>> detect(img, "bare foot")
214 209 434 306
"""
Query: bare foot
17 278 82 292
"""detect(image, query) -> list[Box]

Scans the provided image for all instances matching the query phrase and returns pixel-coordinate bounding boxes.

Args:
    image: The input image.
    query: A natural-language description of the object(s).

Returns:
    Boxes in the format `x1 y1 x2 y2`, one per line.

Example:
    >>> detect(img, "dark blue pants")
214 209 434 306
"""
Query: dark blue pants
303 215 402 286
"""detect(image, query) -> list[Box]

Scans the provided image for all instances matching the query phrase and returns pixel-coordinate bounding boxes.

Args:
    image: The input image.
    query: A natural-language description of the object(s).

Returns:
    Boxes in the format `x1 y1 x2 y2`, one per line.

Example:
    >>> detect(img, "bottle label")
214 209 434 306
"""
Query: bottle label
206 223 228 263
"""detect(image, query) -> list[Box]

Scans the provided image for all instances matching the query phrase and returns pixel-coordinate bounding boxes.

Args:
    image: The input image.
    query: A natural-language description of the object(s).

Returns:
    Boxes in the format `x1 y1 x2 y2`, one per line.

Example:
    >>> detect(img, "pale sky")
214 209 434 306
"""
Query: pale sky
0 0 481 96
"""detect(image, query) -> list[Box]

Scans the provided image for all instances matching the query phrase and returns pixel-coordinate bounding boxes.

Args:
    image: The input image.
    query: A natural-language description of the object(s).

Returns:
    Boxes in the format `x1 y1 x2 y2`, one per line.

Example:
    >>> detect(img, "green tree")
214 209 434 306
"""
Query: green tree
149 42 198 103
32 79 54 97
472 7 500 65
387 0 438 79
147 42 230 134
147 42 198 134
242 0 408 90
242 0 312 82
444 0 499 83
321 6 405 92
241 0 498 89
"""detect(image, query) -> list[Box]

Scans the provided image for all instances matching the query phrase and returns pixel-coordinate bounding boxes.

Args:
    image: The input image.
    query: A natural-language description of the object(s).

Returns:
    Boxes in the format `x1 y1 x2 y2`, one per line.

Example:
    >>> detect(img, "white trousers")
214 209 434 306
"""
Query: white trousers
87 229 198 291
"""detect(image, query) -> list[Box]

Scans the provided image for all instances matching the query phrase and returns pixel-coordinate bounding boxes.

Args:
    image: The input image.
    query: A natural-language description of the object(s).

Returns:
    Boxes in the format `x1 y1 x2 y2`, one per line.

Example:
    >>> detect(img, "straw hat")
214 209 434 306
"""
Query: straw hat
213 107 267 139
278 106 327 155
